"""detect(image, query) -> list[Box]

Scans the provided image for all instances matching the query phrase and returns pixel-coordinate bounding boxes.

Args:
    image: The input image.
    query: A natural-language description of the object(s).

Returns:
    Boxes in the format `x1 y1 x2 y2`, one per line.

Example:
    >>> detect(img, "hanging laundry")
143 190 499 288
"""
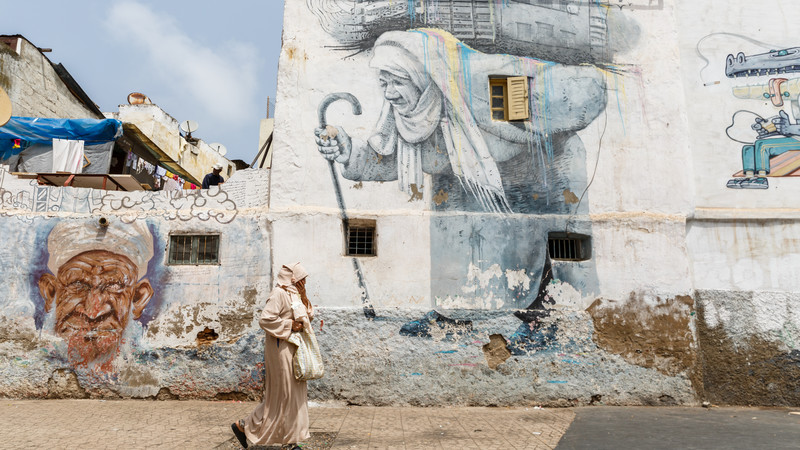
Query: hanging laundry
162 176 181 192
52 139 85 173
190 183 197 190
156 166 166 177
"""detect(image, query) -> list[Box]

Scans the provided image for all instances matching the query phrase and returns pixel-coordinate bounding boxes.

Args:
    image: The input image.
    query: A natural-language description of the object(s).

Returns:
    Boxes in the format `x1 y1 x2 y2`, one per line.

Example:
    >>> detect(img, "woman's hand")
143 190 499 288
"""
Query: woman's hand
291 320 304 332
315 125 352 164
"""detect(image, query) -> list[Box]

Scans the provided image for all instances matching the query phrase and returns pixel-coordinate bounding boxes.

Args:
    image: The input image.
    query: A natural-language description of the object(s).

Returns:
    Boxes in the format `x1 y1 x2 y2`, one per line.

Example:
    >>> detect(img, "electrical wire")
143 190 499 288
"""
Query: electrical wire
725 110 767 144
565 107 607 234
696 32 782 85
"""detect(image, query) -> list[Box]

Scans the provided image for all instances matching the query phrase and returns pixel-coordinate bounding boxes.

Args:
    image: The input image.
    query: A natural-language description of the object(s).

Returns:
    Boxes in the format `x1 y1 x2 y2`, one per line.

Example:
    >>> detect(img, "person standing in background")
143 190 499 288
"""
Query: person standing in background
202 163 225 189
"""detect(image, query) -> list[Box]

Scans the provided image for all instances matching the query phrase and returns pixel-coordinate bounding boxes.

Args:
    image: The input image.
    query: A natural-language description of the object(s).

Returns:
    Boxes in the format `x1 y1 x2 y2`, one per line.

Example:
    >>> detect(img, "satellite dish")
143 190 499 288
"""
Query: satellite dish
179 120 199 139
0 86 11 127
127 92 152 105
209 143 227 156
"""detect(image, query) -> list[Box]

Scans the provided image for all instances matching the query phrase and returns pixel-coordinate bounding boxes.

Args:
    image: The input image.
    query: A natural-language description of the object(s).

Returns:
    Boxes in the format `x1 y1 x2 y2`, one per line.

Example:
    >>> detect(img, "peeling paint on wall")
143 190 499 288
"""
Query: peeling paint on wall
587 293 696 377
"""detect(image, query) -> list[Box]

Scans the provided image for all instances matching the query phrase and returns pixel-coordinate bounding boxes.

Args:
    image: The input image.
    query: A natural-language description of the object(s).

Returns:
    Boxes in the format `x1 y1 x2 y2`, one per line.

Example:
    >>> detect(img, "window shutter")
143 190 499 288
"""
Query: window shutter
507 76 530 121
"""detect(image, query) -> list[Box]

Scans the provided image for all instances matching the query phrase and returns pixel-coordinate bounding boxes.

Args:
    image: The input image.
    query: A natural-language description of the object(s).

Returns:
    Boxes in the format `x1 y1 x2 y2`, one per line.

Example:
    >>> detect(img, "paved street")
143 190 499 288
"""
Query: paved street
2 400 571 449
2 400 800 449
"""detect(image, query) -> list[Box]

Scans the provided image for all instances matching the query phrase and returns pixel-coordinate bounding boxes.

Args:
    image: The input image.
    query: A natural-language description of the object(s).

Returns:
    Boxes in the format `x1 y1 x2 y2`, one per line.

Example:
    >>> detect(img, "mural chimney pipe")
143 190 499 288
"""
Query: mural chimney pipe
317 92 375 319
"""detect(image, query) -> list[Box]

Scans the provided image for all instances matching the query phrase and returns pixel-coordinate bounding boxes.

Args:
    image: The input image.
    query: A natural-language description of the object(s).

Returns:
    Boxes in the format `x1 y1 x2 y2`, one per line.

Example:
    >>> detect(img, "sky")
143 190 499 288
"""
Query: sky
0 1 285 163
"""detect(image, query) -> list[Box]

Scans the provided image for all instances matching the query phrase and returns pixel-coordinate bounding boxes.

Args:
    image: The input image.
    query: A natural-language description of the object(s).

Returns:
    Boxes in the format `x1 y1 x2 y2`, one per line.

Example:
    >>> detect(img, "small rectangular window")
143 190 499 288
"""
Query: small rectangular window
537 22 555 38
489 77 530 121
169 234 220 265
547 233 591 261
516 22 532 41
345 219 376 257
489 79 508 121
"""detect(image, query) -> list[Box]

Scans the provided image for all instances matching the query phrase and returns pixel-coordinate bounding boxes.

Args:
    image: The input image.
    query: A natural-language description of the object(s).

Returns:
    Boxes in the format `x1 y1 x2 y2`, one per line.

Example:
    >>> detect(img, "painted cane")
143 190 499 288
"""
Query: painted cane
318 93 376 319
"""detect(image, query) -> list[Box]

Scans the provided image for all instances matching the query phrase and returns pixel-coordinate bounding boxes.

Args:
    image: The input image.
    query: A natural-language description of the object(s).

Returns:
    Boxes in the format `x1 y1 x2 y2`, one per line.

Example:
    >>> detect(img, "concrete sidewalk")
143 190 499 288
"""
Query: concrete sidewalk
2 400 799 449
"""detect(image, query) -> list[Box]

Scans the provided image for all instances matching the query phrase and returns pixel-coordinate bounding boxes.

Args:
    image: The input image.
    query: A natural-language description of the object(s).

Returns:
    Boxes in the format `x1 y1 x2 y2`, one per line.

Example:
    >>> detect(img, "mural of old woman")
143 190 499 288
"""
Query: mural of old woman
315 29 607 213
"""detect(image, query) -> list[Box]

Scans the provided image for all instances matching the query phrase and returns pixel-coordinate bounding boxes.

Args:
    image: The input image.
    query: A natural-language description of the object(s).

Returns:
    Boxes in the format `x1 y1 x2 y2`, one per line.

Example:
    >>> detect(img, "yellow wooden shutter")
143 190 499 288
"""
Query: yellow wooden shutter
507 76 530 121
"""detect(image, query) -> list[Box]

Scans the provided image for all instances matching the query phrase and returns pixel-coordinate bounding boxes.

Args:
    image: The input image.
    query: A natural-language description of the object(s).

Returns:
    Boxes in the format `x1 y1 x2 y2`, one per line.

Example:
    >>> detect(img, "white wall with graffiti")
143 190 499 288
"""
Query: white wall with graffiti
268 0 701 406
4 0 799 406
0 167 274 399
677 0 800 405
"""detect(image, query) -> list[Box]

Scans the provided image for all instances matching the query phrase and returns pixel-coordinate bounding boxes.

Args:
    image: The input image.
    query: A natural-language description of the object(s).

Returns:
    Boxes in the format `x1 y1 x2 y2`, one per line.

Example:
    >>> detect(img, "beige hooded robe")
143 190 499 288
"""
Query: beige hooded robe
244 263 313 445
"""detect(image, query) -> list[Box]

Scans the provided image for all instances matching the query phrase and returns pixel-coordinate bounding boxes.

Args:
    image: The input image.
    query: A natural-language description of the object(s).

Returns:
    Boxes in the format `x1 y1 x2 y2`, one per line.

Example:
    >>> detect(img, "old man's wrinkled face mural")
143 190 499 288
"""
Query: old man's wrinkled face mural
37 220 154 366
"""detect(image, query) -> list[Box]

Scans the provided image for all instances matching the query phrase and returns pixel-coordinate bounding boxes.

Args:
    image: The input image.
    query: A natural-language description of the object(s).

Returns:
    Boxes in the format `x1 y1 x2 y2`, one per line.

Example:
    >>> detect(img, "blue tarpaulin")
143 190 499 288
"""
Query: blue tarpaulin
0 117 123 160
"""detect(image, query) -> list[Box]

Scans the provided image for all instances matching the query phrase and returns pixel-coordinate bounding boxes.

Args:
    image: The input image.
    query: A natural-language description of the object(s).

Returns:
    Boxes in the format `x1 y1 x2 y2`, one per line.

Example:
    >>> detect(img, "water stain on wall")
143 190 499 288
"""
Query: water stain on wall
587 293 696 377
696 292 800 406
433 189 448 205
47 369 88 399
119 366 159 388
563 189 579 204
0 318 42 352
483 333 511 369
219 286 259 339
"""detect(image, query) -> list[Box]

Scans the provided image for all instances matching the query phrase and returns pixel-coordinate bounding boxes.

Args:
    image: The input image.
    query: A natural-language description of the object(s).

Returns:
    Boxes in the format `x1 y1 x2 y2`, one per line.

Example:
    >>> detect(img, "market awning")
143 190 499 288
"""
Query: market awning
122 123 200 186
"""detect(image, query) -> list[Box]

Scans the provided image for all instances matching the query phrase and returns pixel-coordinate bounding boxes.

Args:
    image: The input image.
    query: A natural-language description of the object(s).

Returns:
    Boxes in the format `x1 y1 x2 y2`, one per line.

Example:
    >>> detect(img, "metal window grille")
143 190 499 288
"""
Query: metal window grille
547 234 590 261
169 234 220 265
347 225 376 256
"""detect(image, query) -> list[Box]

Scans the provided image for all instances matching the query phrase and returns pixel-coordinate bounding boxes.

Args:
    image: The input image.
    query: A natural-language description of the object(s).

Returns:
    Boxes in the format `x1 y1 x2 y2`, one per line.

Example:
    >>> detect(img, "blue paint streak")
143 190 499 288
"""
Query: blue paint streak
614 74 627 135
436 350 458 354
547 380 568 384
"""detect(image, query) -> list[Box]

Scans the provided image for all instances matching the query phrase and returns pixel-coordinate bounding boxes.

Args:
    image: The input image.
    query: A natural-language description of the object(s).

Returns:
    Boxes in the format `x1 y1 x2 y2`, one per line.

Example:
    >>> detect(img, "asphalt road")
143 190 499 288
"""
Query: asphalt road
557 406 800 450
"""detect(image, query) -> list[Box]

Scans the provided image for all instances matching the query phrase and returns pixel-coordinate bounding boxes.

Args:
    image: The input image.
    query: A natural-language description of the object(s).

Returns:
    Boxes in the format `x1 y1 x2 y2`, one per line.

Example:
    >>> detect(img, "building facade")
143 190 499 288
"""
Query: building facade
1 1 799 407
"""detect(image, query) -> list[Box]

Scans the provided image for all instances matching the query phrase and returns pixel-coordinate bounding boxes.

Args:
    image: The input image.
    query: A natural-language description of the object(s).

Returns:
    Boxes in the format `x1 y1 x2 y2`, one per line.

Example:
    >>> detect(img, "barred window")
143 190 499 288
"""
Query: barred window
169 234 220 265
346 219 376 257
547 233 591 261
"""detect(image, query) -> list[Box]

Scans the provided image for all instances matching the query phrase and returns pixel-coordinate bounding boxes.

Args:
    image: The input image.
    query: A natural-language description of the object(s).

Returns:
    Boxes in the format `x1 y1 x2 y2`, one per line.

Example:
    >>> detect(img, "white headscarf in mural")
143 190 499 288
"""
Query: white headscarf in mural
47 219 153 280
368 30 511 212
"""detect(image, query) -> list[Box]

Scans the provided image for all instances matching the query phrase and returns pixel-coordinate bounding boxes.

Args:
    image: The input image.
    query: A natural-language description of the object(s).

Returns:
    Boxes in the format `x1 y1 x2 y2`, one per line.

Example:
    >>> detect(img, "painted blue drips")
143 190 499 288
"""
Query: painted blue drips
613 73 627 135
459 43 478 113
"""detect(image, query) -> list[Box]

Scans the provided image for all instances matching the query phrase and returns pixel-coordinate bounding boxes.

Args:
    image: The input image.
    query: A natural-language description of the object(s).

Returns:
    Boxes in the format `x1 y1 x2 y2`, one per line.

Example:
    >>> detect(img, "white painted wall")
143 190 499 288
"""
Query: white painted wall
271 0 695 311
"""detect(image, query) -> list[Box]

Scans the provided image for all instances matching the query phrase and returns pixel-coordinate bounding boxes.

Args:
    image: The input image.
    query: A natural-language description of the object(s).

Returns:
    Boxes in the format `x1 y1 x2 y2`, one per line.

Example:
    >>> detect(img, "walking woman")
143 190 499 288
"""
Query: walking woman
232 263 313 449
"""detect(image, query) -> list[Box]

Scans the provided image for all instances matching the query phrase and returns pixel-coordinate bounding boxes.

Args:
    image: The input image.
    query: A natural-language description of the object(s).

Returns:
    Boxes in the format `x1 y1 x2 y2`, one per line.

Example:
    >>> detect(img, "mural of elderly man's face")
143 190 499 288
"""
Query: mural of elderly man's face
379 70 422 115
38 250 153 365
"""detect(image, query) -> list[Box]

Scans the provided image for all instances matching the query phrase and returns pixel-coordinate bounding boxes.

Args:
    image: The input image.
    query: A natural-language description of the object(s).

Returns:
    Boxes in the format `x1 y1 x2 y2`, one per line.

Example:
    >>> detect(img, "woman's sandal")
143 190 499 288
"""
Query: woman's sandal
231 420 248 448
